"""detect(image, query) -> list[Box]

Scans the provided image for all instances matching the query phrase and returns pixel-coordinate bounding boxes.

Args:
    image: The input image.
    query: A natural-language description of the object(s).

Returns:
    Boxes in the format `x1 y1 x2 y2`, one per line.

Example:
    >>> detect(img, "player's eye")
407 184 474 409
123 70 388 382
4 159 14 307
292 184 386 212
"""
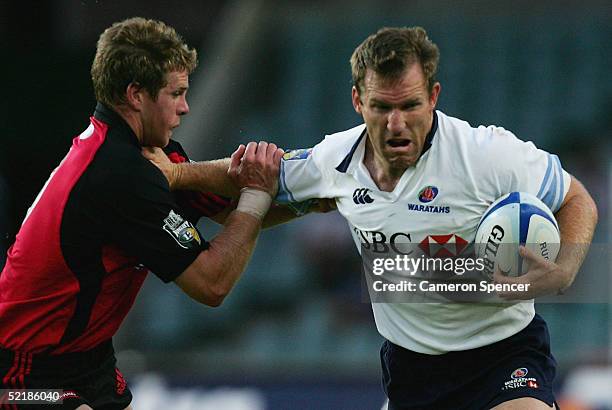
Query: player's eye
372 103 390 112
402 102 420 111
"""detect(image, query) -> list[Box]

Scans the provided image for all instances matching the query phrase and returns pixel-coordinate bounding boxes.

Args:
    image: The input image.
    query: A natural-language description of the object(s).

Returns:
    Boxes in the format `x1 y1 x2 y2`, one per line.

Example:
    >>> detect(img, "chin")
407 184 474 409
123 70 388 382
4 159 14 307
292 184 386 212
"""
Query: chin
389 157 417 170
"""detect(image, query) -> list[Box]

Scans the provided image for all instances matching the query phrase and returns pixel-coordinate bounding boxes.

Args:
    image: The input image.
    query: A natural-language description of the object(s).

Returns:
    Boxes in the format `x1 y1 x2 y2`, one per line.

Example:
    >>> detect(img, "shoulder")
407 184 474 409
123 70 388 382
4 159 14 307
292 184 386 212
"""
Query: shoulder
86 132 168 197
436 110 534 158
311 123 366 167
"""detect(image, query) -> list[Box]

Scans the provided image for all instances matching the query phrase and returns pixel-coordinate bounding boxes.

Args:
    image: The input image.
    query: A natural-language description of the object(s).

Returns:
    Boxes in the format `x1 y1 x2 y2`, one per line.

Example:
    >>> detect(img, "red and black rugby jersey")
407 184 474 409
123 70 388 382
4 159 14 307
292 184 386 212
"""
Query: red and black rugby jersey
0 103 228 354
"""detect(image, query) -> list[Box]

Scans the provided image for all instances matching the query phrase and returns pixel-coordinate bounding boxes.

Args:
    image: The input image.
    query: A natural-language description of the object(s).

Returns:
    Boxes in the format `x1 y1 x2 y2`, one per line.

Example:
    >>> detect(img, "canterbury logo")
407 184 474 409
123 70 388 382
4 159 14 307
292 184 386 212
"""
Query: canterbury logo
353 188 374 204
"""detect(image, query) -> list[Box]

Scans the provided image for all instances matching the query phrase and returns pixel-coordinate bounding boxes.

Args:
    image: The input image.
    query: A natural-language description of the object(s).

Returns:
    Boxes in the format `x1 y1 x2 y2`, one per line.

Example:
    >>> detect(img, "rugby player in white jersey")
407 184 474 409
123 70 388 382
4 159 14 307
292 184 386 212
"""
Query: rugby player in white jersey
144 27 597 410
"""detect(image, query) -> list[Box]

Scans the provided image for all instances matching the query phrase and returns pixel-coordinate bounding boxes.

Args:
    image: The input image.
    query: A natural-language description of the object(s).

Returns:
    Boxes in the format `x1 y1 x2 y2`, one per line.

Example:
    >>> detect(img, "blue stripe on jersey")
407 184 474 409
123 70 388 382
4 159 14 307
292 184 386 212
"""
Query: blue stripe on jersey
552 155 564 212
540 155 559 211
536 155 553 199
277 160 297 203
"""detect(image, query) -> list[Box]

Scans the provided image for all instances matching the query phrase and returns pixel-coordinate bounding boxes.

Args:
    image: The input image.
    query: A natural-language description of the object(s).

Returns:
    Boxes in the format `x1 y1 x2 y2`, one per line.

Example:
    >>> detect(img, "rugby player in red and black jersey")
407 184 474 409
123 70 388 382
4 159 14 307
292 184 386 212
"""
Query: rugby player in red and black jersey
0 17 283 410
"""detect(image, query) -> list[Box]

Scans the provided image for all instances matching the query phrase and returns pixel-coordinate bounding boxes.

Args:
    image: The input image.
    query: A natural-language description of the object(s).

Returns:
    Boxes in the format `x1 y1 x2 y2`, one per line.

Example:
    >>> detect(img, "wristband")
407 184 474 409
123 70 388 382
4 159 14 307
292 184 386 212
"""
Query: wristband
236 188 273 220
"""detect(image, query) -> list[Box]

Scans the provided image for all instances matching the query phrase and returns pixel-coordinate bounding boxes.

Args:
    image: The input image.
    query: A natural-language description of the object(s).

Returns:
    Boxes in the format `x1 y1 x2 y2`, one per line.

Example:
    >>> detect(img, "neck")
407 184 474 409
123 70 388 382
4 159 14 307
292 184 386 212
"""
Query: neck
364 139 405 192
111 104 144 144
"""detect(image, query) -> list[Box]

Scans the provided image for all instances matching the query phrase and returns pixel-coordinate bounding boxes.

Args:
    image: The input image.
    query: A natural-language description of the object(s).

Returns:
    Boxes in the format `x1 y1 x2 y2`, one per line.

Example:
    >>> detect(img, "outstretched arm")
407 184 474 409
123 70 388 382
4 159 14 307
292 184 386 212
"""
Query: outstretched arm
143 146 335 228
143 146 238 197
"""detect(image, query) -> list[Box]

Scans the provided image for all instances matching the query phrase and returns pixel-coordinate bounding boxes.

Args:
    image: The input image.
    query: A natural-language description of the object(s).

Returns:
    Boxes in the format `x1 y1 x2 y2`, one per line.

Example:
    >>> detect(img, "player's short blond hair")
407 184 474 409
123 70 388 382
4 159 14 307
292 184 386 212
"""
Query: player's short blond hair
91 17 197 106
350 26 440 95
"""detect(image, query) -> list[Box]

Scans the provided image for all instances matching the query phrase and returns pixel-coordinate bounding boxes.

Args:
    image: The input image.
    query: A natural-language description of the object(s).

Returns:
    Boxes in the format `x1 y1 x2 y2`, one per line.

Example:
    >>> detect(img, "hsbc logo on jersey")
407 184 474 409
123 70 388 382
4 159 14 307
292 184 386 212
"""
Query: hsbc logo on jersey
353 227 412 254
163 210 201 249
419 234 468 257
353 188 374 204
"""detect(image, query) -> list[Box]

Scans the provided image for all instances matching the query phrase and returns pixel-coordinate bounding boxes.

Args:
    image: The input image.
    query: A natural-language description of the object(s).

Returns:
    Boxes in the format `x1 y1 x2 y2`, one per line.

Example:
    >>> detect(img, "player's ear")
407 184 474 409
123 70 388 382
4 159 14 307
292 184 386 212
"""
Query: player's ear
352 86 363 114
429 82 441 108
125 82 145 111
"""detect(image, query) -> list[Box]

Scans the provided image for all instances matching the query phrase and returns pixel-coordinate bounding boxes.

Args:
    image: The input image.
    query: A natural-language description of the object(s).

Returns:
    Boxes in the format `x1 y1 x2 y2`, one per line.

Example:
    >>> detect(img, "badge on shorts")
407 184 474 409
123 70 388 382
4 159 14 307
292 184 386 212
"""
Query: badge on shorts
163 210 201 249
502 367 539 390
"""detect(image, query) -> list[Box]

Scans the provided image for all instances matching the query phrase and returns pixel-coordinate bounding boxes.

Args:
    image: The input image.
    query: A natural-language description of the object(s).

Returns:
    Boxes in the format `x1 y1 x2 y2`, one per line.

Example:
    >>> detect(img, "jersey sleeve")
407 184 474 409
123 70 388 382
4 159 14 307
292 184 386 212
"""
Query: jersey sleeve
94 160 207 283
277 146 335 206
486 127 571 213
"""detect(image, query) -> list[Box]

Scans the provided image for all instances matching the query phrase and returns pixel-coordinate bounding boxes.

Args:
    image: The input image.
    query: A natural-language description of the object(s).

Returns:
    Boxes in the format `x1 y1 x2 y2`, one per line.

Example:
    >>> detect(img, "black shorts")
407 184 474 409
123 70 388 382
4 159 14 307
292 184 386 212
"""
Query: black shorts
381 313 557 410
0 341 132 410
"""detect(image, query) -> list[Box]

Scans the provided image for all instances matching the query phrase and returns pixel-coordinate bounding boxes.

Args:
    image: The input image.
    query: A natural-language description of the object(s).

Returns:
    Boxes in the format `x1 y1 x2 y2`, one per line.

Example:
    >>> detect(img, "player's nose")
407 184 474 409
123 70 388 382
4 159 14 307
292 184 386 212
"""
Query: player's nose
178 96 190 116
387 109 404 134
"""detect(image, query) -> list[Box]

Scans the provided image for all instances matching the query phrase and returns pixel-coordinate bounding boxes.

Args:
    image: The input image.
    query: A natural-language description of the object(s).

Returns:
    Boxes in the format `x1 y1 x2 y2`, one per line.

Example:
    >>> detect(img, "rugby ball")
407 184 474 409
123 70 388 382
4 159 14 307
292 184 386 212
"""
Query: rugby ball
475 192 560 278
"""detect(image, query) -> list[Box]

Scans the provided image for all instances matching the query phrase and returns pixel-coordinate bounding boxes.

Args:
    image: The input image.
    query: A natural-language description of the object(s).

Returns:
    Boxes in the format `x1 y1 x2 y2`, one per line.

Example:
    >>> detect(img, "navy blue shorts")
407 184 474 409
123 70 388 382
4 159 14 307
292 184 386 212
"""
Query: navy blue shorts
381 314 557 410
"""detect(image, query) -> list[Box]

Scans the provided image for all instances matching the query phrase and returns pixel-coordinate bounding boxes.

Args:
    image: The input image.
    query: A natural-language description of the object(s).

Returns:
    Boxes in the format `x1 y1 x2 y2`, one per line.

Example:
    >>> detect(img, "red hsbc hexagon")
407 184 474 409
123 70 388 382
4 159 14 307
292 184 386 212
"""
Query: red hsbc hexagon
419 234 468 257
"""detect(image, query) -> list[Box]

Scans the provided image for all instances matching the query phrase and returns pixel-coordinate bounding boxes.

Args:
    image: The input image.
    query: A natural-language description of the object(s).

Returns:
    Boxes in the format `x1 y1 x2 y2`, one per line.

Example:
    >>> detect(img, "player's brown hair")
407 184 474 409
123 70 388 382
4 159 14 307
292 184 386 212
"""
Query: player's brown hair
350 26 439 95
91 17 197 106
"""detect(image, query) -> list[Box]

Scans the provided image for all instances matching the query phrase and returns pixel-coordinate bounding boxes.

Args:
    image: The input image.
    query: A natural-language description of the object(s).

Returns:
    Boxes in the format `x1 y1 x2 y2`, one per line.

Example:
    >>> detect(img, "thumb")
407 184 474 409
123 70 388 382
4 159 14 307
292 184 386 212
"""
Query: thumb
230 144 246 171
519 245 539 262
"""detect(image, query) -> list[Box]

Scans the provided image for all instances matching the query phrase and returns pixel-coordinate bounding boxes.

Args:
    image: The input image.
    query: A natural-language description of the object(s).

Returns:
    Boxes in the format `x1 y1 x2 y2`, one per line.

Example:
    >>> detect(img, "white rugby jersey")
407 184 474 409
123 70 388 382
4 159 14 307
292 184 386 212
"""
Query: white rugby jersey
278 110 571 354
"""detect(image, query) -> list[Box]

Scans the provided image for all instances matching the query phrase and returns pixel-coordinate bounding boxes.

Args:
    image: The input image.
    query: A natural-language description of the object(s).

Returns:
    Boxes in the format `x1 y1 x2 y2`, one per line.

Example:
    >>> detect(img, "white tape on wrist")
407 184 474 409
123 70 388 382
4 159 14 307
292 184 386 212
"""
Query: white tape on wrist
236 188 272 220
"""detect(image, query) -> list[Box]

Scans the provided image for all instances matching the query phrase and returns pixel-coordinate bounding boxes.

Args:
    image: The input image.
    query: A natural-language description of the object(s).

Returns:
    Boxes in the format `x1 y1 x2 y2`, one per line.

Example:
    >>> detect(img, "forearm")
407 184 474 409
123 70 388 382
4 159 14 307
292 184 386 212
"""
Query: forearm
175 158 239 197
204 210 261 298
555 178 598 290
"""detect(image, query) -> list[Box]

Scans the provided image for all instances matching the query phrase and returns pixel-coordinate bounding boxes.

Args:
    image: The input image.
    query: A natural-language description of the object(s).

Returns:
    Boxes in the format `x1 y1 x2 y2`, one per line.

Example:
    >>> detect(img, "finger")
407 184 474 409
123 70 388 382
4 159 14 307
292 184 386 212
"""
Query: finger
230 144 246 170
244 141 258 161
273 147 285 164
493 266 510 283
519 245 536 261
256 141 269 162
266 143 278 159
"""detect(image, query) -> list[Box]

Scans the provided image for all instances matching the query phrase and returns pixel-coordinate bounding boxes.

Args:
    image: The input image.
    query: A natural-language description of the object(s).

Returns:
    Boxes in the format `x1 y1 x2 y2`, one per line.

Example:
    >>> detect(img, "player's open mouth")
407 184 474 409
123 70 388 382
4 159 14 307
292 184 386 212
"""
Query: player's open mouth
387 139 411 148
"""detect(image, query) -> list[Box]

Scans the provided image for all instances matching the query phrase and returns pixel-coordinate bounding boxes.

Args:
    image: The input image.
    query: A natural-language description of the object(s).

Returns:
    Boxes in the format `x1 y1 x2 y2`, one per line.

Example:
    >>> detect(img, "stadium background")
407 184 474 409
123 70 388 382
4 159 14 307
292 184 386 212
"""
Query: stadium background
1 1 610 408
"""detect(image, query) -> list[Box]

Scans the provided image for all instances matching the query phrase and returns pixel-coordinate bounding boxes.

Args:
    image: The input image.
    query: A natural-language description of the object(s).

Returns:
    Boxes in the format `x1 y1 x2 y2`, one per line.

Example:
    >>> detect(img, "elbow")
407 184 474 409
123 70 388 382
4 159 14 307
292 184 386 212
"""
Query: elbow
201 287 228 307
198 280 232 307
202 296 224 308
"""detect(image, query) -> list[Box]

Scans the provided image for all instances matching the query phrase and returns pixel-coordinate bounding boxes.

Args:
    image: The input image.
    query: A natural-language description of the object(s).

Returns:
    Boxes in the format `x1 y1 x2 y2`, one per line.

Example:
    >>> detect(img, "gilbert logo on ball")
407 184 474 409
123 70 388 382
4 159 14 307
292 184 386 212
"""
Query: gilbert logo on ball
475 192 560 278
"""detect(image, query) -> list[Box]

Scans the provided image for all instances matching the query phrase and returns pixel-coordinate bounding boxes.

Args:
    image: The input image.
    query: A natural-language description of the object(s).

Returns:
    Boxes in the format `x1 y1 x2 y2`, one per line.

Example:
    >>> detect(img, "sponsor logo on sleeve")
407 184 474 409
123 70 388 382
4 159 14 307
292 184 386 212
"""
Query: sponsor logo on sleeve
163 210 201 249
283 148 312 161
